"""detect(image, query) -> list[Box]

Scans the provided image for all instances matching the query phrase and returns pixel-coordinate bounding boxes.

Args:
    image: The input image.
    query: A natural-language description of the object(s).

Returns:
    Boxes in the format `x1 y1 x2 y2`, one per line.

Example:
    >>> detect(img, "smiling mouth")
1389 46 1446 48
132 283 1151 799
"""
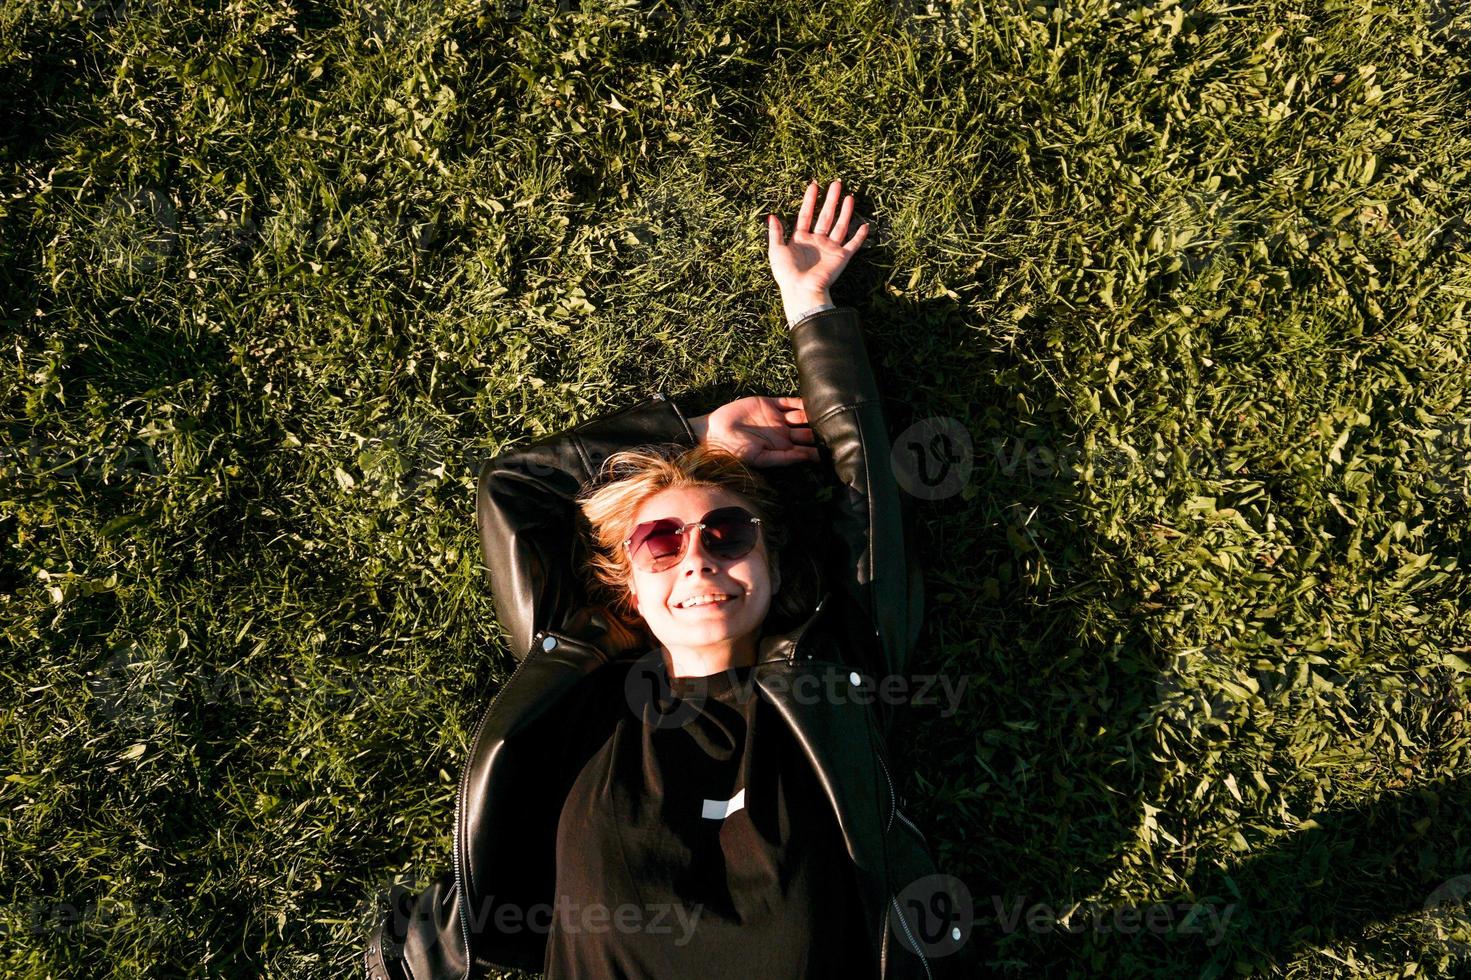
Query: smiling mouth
673 594 739 610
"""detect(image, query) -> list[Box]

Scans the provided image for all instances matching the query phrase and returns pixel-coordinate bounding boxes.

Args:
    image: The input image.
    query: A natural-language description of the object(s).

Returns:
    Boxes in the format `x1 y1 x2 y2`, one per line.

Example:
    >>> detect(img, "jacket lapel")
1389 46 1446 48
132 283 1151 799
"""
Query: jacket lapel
754 661 887 872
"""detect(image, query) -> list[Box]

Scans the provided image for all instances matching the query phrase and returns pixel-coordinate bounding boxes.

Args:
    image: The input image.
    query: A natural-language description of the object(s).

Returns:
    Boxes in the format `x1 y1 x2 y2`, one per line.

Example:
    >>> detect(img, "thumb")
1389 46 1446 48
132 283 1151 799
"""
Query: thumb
766 214 783 250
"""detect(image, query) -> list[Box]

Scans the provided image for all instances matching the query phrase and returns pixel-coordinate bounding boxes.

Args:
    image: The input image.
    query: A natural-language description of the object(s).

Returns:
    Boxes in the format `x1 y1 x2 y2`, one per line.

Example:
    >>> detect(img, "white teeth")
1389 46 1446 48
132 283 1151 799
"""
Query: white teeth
677 594 733 609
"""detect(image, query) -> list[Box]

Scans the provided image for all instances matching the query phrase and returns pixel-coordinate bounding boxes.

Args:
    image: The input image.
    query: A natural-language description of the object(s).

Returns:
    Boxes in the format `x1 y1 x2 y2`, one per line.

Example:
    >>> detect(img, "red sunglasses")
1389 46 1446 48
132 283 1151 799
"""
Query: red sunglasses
623 506 763 573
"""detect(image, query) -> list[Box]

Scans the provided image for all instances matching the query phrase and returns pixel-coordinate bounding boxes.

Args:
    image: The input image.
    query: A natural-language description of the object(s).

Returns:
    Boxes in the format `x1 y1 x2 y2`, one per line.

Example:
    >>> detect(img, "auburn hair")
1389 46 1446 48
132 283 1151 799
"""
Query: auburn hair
575 442 813 653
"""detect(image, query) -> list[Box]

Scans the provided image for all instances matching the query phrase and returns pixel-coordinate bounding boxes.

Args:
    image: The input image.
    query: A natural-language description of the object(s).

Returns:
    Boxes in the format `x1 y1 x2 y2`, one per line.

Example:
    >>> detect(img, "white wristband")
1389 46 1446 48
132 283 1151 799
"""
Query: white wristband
787 301 836 328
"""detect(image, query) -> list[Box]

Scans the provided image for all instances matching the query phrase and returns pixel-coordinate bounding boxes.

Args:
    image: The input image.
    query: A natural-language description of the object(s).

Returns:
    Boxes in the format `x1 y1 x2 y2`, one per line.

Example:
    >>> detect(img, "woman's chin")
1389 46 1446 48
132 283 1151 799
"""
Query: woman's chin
662 617 753 647
669 626 739 646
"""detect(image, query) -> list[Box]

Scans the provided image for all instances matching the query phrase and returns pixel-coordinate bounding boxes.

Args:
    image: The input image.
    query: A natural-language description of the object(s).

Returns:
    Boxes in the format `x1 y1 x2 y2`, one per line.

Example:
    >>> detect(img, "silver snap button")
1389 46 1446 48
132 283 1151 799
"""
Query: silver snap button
951 926 961 941
542 635 558 652
848 670 861 687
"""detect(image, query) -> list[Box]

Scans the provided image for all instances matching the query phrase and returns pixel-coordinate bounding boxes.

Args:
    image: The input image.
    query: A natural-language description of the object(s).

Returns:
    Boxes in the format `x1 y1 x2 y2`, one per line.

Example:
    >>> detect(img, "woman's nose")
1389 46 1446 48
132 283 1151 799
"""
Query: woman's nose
679 532 718 572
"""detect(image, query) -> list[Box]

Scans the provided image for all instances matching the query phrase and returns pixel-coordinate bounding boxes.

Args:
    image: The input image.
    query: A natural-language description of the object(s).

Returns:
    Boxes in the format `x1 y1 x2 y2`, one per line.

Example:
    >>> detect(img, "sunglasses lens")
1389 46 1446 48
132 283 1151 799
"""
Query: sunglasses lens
643 530 685 563
628 508 759 572
630 520 684 571
702 508 758 558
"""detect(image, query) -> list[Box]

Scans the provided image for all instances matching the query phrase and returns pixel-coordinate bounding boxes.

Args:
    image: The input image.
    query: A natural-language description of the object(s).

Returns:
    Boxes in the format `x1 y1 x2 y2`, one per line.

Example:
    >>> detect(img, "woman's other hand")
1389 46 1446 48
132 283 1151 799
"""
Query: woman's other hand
690 396 819 468
767 178 870 318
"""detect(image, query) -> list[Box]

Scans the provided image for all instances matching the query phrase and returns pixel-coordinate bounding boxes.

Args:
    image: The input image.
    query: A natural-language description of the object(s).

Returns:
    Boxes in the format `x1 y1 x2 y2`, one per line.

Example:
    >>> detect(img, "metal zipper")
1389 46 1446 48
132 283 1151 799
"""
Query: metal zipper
896 808 927 845
452 636 547 979
868 691 934 979
890 895 934 980
881 804 937 980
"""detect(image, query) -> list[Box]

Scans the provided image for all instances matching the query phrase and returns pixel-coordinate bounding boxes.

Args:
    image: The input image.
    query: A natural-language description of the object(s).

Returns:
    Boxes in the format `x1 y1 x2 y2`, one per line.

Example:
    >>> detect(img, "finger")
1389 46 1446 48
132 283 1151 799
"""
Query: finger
757 445 821 467
766 214 784 253
795 180 818 235
787 426 816 445
814 179 841 236
774 395 805 410
845 219 870 252
830 193 855 241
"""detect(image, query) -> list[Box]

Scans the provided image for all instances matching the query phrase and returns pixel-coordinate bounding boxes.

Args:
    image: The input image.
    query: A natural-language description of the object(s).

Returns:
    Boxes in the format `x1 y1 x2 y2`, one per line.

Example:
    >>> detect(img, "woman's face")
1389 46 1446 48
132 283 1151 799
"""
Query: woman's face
624 485 778 655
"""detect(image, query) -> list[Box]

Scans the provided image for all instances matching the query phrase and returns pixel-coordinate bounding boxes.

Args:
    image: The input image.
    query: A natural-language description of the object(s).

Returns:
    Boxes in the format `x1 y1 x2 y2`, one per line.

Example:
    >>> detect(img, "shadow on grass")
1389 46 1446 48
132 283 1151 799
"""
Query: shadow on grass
852 293 1470 975
0 9 114 320
1189 774 1470 974
992 780 1471 976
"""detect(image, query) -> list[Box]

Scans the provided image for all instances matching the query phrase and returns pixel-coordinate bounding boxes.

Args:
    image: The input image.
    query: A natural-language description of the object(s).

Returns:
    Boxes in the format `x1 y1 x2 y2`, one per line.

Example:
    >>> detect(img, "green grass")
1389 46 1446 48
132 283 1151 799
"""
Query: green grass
3 0 1471 976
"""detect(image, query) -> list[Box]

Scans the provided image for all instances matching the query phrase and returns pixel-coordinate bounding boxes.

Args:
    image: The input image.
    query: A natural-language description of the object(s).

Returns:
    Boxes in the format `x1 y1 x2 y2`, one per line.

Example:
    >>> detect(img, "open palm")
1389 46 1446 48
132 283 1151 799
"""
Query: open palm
767 178 869 296
704 396 818 468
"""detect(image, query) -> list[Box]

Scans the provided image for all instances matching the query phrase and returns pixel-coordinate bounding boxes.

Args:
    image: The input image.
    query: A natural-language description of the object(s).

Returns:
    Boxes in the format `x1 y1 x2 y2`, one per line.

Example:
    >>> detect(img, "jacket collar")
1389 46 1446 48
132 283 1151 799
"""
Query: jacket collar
756 590 832 664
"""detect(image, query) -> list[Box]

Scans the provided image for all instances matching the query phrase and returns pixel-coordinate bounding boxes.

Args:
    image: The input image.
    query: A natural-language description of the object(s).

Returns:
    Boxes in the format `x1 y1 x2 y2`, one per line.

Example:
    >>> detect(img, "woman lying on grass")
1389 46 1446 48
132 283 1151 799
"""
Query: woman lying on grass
365 179 975 979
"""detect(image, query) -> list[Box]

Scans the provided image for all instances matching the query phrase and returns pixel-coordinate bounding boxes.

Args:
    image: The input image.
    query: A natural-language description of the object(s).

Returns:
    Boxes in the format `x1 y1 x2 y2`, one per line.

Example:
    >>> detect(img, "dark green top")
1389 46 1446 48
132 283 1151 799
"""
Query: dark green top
543 663 870 978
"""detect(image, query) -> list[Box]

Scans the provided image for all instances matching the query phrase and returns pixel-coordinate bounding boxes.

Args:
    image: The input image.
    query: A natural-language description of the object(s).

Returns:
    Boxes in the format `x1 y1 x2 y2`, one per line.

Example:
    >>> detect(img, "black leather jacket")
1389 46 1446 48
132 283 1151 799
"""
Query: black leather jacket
364 307 976 979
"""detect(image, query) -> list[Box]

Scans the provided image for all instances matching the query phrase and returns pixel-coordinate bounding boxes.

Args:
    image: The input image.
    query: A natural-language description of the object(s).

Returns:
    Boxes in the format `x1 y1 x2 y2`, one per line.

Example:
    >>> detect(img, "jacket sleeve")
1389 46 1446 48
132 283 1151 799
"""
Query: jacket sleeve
363 872 467 980
790 306 924 693
475 393 699 662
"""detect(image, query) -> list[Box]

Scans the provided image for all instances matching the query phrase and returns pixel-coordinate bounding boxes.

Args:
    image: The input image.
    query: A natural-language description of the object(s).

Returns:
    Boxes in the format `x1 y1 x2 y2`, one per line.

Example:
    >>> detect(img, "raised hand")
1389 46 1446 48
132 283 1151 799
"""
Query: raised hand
692 396 818 468
767 178 870 303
